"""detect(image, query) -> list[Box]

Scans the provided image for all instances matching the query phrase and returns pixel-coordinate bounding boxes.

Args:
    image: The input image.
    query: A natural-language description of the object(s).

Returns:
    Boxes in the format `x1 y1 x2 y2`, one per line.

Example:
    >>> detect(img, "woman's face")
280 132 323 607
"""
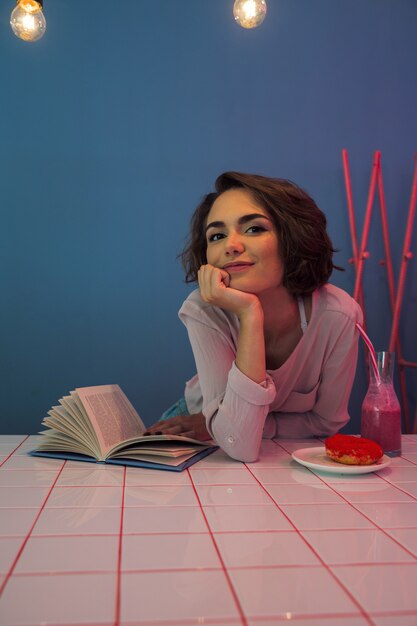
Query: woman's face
205 188 284 295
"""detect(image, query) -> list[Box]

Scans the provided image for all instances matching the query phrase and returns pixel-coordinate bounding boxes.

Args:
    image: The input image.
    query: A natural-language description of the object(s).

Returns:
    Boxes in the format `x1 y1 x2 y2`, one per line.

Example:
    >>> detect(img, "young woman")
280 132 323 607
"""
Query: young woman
145 172 363 462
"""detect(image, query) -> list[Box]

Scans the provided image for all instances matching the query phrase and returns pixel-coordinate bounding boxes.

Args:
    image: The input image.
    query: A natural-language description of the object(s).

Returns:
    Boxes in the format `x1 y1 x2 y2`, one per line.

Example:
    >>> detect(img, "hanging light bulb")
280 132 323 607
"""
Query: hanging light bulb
10 0 46 42
233 0 267 29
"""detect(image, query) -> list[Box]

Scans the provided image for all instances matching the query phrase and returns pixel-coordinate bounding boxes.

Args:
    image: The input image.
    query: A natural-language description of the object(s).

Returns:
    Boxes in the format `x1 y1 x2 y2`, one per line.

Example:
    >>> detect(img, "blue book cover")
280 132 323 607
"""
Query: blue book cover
29 447 217 472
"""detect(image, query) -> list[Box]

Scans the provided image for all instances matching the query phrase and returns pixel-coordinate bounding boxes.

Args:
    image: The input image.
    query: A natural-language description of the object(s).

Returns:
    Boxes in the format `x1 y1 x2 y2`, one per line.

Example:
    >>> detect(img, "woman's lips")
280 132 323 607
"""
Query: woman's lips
223 263 254 273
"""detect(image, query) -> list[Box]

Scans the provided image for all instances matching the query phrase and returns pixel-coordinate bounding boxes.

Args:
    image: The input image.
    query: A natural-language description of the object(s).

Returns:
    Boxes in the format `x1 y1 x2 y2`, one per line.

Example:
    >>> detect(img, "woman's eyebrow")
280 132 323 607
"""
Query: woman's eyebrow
205 213 271 233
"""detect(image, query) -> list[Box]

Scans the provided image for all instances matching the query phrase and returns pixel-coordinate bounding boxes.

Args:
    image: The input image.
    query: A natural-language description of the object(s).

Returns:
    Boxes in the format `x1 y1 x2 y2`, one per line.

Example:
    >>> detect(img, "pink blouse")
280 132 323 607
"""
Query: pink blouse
179 284 363 462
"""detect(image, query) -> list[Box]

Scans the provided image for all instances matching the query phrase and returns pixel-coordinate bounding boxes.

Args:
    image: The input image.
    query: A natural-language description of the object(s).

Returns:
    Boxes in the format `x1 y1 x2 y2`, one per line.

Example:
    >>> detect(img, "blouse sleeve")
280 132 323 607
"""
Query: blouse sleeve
272 307 363 439
180 301 276 462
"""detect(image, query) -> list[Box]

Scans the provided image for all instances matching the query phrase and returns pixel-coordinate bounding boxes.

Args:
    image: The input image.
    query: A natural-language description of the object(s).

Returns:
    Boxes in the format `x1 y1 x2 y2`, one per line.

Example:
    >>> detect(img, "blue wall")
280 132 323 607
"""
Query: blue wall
1 0 416 434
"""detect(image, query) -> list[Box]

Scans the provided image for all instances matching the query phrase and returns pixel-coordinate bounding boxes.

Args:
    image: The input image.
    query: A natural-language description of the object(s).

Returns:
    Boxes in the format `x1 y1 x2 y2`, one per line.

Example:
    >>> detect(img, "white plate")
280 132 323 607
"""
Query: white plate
292 446 391 474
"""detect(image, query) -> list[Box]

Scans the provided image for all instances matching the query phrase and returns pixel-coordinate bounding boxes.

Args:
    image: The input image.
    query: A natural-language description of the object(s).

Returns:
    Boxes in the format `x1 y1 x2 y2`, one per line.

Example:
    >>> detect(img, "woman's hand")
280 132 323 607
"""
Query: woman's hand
198 264 261 318
143 412 211 441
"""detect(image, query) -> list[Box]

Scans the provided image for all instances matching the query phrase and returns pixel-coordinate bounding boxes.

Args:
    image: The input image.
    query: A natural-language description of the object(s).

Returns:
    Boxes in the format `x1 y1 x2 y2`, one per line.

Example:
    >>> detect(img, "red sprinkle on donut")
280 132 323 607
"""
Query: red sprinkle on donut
325 434 383 465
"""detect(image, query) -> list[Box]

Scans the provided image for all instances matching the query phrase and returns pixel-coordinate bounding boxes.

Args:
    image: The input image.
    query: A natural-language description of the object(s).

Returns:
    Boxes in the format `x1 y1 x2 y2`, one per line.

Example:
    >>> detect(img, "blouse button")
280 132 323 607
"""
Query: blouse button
227 435 235 444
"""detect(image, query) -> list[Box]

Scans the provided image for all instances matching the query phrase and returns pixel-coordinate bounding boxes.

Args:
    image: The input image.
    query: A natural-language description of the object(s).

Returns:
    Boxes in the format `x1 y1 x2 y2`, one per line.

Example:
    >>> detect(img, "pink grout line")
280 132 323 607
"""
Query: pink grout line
1 621 174 626
0 615 414 626
10 523 417 540
367 609 417 620
0 459 67 598
113 620 242 626
0 618 240 626
38 484 123 489
3 522 417 539
4 561 396 577
187 468 248 626
0 435 30 468
105 617 243 626
124 561 417 572
243 462 375 626
114 465 126 626
248 610 417 623
10 566 222 577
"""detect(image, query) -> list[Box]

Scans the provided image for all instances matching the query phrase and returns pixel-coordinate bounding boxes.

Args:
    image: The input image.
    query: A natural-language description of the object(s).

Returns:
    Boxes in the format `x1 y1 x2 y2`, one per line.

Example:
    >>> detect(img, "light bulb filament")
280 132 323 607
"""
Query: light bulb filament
22 13 36 31
242 1 257 19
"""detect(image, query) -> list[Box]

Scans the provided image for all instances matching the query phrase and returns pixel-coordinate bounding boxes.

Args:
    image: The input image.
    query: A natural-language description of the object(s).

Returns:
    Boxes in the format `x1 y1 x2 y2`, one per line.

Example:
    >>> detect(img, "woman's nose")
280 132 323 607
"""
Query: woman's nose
225 232 244 255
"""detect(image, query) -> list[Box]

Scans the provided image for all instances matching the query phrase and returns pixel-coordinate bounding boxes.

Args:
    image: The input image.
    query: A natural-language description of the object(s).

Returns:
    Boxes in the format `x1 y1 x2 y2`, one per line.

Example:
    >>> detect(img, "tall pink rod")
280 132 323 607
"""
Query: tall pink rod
353 151 381 302
389 154 417 352
342 149 360 265
378 156 417 434
378 162 412 432
342 149 366 326
378 166 397 313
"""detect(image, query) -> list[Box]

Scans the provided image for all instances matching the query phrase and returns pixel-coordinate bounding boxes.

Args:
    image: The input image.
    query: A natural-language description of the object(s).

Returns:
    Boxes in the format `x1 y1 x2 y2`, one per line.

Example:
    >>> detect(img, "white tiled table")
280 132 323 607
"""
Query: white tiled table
1 435 417 626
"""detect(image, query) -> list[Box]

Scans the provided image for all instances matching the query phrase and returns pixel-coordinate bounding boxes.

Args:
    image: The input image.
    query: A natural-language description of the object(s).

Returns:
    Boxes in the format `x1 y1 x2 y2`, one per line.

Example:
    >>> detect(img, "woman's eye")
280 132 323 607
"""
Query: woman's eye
207 232 225 242
246 225 266 234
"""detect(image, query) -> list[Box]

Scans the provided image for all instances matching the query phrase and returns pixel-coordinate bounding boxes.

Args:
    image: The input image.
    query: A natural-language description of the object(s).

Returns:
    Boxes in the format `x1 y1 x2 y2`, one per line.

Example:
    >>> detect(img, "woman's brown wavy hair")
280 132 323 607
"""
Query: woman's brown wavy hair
181 171 342 296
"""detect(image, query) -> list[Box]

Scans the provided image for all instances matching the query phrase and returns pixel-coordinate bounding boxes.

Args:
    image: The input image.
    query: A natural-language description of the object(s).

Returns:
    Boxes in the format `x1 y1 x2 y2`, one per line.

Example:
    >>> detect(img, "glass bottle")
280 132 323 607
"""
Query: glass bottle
361 351 402 457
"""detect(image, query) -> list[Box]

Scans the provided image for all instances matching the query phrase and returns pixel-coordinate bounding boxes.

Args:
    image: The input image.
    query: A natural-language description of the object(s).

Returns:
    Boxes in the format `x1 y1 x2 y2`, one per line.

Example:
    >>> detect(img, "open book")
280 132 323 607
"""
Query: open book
30 385 217 471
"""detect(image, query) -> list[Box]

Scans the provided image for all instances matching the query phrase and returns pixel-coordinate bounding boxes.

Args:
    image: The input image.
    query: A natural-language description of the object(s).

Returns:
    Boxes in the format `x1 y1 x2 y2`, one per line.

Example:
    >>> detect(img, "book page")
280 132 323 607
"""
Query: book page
110 451 199 466
76 385 145 456
61 395 99 450
107 433 216 458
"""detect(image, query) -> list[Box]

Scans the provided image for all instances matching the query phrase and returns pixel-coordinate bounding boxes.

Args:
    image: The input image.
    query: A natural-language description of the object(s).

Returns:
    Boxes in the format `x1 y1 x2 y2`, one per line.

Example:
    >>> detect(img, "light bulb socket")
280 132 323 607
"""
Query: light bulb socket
16 0 43 7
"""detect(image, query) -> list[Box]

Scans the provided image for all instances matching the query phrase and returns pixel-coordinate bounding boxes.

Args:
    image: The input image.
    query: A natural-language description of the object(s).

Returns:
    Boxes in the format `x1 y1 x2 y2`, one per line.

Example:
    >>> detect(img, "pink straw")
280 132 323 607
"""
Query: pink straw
355 322 380 383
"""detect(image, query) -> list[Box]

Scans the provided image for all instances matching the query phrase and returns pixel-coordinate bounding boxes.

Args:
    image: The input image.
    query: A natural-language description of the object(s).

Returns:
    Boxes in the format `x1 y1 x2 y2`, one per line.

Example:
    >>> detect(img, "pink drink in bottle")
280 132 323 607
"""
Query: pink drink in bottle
361 351 402 457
